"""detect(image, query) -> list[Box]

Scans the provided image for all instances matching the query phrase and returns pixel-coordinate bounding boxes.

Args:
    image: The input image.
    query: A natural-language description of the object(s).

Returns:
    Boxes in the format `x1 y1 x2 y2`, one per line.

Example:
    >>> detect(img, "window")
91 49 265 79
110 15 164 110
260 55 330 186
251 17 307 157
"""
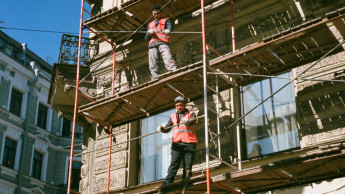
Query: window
2 138 17 169
37 103 48 130
9 88 23 117
62 118 71 137
242 72 300 158
139 109 175 184
32 151 43 179
69 161 82 189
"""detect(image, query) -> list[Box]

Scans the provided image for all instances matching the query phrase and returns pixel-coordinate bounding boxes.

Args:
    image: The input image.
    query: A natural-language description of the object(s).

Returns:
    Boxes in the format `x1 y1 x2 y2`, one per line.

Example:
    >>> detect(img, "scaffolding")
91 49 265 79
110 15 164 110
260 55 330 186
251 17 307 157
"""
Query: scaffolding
60 0 345 193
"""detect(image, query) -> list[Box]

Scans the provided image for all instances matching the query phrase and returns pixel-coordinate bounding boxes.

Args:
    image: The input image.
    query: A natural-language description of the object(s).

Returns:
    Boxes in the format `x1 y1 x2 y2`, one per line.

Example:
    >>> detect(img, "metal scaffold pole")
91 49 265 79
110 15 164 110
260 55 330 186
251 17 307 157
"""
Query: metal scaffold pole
67 0 84 193
230 0 242 170
201 0 211 193
107 43 117 194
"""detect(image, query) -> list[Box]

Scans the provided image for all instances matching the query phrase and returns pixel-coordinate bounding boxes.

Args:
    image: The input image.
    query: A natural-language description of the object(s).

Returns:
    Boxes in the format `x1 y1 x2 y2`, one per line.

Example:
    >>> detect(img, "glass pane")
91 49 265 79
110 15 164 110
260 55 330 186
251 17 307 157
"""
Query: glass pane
243 72 299 158
62 118 71 137
37 103 48 129
2 138 17 169
32 151 43 179
139 109 175 184
9 88 23 117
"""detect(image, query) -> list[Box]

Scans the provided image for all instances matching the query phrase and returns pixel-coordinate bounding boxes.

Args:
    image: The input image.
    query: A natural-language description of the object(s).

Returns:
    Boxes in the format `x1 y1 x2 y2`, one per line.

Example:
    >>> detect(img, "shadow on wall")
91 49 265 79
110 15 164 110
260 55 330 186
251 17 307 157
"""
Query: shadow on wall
296 74 345 137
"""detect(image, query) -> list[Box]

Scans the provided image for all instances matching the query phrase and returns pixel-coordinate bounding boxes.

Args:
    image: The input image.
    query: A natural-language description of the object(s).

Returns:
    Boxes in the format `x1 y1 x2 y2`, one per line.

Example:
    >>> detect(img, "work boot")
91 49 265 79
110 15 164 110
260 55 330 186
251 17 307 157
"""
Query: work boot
182 169 191 182
151 76 159 81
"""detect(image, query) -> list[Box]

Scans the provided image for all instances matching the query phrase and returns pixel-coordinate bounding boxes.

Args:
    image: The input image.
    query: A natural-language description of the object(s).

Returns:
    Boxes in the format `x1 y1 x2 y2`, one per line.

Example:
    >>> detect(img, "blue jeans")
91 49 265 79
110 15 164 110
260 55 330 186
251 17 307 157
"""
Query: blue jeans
163 142 196 184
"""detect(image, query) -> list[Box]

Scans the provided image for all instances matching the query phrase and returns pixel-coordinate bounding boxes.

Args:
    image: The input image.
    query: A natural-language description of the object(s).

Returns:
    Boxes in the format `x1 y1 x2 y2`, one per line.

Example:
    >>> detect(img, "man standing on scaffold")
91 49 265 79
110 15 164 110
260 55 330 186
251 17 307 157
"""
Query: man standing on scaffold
145 5 177 80
157 96 198 186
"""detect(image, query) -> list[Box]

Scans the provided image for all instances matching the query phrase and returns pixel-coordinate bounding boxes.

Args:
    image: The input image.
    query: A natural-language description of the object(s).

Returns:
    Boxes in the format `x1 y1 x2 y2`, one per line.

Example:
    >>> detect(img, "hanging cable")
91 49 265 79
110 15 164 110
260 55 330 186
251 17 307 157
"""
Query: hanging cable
210 39 345 142
73 115 205 157
0 26 79 35
208 72 345 83
83 30 201 34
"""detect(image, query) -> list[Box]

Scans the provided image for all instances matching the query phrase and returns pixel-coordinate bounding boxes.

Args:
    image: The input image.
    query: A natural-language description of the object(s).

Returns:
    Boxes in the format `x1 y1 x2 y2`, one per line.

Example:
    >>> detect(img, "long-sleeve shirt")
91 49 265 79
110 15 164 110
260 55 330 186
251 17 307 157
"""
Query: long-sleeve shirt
145 18 173 48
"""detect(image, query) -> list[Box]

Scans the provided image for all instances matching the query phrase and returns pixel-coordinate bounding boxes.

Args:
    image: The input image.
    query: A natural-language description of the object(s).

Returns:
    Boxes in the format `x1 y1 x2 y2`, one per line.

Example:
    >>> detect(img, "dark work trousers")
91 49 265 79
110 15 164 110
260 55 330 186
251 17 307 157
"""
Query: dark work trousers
164 142 196 184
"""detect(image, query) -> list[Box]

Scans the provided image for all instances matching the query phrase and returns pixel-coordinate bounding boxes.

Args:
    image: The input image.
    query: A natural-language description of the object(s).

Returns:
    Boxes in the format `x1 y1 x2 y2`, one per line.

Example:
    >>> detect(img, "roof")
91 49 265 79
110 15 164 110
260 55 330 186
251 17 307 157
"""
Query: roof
0 30 53 73
78 9 345 127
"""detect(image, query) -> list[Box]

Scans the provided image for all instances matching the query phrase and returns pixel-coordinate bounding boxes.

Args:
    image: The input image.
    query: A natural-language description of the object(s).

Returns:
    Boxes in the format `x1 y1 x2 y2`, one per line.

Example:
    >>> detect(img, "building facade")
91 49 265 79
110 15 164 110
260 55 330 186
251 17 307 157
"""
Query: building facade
0 30 83 193
50 0 345 193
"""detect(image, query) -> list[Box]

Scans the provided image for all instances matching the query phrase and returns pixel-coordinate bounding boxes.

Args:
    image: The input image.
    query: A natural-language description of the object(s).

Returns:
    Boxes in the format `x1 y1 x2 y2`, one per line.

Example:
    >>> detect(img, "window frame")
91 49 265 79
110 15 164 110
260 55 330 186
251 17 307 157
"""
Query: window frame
138 109 175 184
31 150 43 180
30 139 48 181
9 87 23 117
64 156 82 188
2 137 17 169
241 71 300 159
61 117 72 137
36 103 48 130
0 128 22 171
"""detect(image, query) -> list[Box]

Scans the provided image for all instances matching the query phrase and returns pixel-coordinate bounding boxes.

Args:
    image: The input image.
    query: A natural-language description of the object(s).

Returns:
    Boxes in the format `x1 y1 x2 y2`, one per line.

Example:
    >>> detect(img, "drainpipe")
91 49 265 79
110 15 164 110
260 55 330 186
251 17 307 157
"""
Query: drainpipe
16 44 39 193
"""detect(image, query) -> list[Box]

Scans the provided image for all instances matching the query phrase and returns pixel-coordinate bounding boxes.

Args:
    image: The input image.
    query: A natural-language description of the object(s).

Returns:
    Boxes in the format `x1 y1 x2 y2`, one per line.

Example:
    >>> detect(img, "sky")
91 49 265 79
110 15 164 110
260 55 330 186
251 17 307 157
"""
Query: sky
0 0 90 65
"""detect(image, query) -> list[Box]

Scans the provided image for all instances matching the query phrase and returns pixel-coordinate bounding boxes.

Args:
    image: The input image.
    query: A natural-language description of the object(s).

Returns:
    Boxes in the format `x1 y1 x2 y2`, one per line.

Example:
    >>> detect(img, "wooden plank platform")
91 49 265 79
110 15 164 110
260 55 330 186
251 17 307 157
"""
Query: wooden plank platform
79 11 345 127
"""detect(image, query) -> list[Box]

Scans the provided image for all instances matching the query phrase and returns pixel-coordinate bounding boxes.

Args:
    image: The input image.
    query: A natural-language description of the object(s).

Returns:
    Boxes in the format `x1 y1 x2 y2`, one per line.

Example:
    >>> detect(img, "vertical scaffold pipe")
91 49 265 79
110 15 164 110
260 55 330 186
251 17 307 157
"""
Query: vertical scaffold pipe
230 0 242 171
67 0 84 194
231 0 235 52
107 126 112 194
112 49 116 96
216 76 221 159
201 0 211 193
107 46 116 194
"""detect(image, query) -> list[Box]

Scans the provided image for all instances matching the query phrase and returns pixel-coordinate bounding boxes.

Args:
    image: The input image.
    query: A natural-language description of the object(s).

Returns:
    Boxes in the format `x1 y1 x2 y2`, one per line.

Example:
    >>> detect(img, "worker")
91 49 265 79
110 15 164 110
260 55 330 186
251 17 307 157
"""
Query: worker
145 5 177 80
157 96 197 185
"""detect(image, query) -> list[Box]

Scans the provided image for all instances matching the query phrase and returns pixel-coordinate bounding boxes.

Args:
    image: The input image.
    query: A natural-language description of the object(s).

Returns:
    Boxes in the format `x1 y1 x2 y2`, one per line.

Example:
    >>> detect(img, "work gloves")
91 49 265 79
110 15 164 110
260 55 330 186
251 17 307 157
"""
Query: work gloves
148 29 170 35
181 118 189 125
163 29 170 35
157 125 165 132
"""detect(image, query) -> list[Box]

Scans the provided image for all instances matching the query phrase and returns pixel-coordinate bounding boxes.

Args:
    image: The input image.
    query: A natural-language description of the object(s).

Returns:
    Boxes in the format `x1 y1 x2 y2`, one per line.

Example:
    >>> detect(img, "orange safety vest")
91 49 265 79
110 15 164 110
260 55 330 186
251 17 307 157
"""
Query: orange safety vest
148 18 170 46
170 111 197 144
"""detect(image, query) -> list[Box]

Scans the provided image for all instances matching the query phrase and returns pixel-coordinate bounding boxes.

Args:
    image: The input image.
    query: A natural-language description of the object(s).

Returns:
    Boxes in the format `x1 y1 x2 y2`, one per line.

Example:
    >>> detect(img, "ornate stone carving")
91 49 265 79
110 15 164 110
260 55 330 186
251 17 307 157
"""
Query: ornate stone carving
93 169 126 193
97 75 112 89
114 124 128 134
94 150 127 174
95 133 128 157
300 127 345 148
79 178 89 193
81 163 89 178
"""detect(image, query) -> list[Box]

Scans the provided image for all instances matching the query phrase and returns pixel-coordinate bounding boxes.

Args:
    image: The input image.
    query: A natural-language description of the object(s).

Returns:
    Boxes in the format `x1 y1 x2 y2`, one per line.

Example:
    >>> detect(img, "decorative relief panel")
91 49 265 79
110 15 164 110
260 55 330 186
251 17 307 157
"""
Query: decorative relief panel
97 124 128 140
113 124 128 134
95 133 128 157
79 178 89 193
295 52 345 77
93 169 126 193
300 127 345 148
96 125 110 140
94 150 127 174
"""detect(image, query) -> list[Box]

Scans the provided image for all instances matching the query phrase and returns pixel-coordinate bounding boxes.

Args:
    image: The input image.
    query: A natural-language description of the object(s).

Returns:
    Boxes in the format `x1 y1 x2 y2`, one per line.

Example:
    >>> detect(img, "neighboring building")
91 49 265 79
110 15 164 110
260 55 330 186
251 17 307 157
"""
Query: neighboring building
0 30 83 193
49 0 345 193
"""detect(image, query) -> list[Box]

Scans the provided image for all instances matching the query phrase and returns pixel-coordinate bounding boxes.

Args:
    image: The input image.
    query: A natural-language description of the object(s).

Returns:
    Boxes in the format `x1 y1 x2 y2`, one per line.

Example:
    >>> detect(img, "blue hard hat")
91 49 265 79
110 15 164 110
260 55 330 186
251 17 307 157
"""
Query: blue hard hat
174 96 186 104
151 5 161 12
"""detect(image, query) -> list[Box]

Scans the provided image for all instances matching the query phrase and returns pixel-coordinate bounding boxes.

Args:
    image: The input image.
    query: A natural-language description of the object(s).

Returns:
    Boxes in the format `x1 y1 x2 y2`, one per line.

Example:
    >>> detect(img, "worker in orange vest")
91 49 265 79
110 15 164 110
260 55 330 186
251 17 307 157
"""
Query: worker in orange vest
145 5 177 80
157 96 197 185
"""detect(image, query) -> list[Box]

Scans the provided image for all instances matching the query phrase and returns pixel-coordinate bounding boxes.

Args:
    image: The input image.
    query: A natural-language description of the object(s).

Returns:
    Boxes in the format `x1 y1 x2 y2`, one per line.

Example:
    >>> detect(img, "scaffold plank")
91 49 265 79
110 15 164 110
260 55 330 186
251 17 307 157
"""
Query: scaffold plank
209 14 345 85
